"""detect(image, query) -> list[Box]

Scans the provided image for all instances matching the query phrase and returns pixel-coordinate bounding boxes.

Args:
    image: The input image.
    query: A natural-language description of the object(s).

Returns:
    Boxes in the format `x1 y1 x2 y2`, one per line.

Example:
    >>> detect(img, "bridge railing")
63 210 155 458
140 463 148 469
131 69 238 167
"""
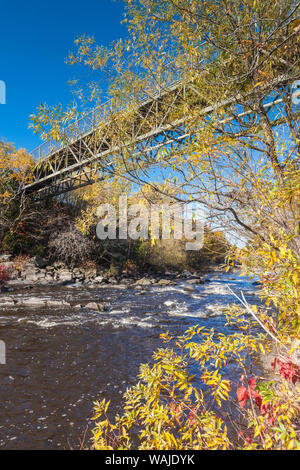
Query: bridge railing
30 98 115 162
30 75 183 165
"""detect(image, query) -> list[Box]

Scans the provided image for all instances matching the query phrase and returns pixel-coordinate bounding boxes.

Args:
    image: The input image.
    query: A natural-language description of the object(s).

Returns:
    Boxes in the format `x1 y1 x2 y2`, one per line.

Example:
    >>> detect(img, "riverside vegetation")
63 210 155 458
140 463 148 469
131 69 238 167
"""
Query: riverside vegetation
1 0 300 450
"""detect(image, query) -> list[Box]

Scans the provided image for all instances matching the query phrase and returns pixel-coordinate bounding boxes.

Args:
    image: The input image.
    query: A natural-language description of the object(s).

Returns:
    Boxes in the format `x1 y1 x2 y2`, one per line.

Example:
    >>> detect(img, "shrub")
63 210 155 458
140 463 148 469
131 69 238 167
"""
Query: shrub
31 243 45 258
80 259 97 272
48 225 95 266
1 231 18 254
0 265 11 283
13 254 30 272
146 239 188 271
107 264 120 277
123 259 137 276
91 318 300 450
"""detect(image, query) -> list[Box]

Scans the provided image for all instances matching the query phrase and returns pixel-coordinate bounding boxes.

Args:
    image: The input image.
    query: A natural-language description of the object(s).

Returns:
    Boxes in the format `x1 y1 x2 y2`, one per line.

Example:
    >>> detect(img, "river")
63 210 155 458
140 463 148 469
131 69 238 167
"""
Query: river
0 271 261 449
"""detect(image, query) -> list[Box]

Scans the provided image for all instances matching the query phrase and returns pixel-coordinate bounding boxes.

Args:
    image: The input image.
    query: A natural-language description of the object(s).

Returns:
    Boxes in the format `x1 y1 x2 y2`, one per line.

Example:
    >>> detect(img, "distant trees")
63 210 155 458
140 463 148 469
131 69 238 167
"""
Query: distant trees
0 139 77 256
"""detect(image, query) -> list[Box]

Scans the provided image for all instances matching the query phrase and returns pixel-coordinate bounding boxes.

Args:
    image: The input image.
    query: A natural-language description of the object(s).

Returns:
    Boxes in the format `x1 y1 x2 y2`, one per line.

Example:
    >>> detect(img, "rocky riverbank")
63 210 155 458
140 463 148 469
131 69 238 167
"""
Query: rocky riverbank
0 253 225 310
0 253 221 289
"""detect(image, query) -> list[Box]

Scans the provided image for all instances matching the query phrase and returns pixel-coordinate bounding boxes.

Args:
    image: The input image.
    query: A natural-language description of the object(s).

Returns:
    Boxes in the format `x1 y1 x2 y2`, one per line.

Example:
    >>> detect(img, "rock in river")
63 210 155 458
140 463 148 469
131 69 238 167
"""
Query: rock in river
85 302 109 312
186 278 204 285
16 297 70 308
0 296 15 307
164 300 176 308
184 285 195 292
157 279 176 286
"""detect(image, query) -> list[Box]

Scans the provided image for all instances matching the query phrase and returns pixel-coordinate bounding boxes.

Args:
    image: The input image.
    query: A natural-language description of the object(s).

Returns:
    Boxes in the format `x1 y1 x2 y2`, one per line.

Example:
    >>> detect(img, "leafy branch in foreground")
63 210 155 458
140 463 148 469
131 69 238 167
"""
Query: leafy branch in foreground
90 312 300 450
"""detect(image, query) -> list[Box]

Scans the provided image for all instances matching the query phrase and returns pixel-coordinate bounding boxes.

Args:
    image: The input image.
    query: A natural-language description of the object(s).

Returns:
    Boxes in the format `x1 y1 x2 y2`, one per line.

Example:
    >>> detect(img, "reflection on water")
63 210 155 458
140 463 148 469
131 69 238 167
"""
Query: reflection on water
0 272 261 449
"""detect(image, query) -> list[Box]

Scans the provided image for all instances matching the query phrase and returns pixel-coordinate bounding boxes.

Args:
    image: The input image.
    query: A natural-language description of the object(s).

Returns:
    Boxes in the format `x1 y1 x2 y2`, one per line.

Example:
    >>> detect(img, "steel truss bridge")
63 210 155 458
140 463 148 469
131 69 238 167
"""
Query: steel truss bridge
23 77 288 198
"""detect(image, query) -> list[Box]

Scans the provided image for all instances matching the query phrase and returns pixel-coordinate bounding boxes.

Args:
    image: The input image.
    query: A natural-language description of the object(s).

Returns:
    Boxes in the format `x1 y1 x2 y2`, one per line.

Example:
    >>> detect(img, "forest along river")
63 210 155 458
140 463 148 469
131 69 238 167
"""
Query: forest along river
0 272 262 449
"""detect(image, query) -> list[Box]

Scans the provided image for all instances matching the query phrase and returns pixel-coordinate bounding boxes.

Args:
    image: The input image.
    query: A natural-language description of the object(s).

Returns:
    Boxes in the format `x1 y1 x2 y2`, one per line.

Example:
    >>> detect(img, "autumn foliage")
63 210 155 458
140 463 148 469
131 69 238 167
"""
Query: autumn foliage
91 319 300 450
0 140 33 201
271 358 300 386
0 265 11 283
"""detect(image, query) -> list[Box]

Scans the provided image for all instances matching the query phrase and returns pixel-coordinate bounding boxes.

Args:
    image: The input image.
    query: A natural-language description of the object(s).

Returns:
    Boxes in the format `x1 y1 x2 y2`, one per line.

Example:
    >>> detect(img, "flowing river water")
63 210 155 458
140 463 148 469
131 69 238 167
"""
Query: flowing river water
0 271 262 449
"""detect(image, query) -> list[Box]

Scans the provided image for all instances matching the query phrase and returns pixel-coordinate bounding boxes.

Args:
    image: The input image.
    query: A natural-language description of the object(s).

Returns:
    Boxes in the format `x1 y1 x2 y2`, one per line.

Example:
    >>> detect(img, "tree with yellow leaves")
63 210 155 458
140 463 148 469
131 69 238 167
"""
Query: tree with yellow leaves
0 140 35 251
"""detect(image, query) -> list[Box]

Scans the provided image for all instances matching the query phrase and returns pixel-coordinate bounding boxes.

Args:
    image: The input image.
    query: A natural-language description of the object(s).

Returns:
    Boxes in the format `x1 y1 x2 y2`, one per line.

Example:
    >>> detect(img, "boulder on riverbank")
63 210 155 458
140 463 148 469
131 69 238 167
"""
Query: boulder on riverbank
0 254 12 263
31 256 48 269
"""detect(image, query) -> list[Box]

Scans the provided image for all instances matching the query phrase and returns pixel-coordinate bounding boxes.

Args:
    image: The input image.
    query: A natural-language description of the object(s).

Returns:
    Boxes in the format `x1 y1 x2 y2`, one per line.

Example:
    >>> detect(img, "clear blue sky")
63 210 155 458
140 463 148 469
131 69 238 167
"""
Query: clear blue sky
0 0 126 152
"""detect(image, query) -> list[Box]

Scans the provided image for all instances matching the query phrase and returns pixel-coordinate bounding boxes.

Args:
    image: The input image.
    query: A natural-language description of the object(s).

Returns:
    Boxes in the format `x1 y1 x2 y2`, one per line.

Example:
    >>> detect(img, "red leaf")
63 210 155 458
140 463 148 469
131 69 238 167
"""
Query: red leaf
255 395 262 409
248 378 257 389
271 357 277 370
248 377 260 399
237 386 249 408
